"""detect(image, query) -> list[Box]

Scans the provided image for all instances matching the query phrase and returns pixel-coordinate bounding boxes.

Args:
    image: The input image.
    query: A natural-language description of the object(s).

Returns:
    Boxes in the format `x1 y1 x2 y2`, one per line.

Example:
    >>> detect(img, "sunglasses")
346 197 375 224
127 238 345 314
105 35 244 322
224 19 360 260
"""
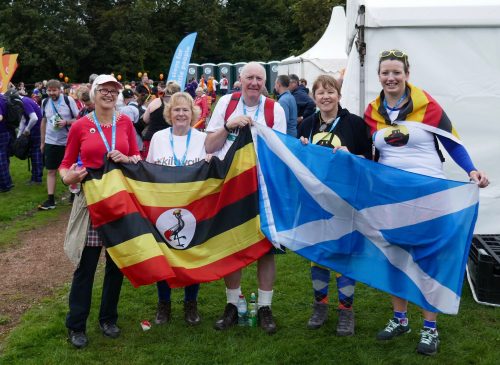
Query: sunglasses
379 49 407 59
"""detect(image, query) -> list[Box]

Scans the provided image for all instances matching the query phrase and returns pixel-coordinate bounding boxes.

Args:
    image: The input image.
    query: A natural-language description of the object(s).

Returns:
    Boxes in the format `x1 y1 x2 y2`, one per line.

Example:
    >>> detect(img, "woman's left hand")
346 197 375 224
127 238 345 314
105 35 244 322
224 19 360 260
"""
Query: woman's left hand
469 170 489 188
108 150 140 164
333 146 349 153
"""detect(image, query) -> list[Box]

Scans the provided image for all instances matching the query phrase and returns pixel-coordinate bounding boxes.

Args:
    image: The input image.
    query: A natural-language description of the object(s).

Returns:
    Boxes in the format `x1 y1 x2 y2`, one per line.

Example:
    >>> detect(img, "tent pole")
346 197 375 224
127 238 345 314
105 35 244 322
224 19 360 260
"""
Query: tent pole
356 5 366 113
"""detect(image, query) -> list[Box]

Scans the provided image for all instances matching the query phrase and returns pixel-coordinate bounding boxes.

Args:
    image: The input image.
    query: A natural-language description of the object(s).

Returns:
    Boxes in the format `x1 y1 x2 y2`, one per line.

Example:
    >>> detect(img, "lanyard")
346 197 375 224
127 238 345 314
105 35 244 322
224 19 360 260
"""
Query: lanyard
242 96 262 122
50 97 62 117
383 92 407 111
309 116 340 144
169 128 192 166
92 111 116 152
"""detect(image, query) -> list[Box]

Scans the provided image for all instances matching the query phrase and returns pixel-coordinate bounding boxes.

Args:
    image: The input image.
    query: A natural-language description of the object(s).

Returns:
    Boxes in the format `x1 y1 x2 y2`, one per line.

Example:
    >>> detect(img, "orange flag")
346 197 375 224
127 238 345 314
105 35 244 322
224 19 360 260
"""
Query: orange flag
0 47 19 92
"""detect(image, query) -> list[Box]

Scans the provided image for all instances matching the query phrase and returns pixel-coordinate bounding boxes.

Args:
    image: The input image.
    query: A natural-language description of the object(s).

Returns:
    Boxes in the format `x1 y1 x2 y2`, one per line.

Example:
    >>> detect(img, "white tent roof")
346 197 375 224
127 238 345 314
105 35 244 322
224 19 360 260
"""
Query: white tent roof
280 6 347 74
347 0 500 48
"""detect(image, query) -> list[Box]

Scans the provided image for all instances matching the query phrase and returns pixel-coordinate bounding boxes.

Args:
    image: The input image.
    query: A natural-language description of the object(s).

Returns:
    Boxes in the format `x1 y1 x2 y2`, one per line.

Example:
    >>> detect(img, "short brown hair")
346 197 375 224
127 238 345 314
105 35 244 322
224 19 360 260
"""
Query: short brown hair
312 75 341 97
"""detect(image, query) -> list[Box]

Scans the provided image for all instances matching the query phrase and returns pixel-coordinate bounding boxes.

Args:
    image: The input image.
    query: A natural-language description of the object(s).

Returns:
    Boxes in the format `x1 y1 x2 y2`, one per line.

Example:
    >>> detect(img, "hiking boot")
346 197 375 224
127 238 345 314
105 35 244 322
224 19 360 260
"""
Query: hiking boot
99 322 121 338
38 199 55 210
417 328 440 356
154 300 171 325
376 318 411 340
336 308 355 336
0 184 14 193
213 303 237 330
258 306 277 334
68 330 88 349
184 300 201 326
307 302 328 329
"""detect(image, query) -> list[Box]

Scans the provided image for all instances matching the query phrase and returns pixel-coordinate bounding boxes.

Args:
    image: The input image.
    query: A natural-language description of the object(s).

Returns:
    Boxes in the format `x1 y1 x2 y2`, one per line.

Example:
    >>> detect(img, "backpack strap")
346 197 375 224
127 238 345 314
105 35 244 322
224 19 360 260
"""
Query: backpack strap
63 95 75 119
263 97 275 128
42 98 48 118
224 92 241 123
224 92 275 128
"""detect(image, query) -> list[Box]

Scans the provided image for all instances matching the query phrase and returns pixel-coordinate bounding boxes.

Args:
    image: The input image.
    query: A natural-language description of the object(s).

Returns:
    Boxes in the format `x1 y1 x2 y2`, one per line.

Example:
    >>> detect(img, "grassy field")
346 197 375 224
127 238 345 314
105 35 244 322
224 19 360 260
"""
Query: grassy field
0 157 70 248
0 253 499 365
1 155 499 364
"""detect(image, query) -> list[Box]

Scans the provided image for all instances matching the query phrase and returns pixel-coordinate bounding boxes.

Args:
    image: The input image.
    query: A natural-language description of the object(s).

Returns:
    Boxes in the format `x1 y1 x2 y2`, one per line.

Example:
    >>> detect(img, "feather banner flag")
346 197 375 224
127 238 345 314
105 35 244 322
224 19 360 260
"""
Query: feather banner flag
167 32 197 87
0 47 19 93
254 124 479 314
82 126 271 288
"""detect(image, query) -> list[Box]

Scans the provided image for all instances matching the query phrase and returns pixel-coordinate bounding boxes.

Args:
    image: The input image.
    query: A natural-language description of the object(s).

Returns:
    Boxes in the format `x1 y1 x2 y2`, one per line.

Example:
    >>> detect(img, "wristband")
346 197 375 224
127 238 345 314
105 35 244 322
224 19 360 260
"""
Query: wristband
223 123 232 133
61 175 68 186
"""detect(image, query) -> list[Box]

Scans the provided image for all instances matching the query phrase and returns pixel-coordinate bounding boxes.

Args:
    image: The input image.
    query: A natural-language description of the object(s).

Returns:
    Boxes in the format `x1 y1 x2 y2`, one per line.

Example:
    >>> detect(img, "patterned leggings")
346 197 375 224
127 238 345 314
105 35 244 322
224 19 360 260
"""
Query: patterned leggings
311 263 355 308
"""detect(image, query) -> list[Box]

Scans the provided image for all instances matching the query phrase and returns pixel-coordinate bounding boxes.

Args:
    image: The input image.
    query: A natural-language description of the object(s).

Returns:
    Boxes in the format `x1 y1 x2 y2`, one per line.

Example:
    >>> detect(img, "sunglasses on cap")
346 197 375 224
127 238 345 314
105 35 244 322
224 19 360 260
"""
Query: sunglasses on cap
379 49 407 59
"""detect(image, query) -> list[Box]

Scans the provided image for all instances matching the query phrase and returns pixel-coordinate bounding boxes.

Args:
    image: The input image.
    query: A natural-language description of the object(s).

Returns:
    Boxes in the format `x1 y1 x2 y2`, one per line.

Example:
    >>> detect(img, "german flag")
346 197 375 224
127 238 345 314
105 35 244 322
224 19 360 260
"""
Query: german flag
82 126 272 288
364 82 461 142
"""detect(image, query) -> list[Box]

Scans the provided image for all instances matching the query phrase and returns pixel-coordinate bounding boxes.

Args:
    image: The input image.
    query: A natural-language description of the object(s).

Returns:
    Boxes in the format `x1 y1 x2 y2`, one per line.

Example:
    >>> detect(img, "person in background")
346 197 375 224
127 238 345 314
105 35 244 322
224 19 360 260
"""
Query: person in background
18 92 44 185
38 79 79 210
194 87 209 129
289 74 316 126
219 74 229 96
146 92 207 326
0 94 14 193
119 88 143 152
366 49 489 356
142 81 181 158
298 74 372 337
60 74 140 349
274 75 298 137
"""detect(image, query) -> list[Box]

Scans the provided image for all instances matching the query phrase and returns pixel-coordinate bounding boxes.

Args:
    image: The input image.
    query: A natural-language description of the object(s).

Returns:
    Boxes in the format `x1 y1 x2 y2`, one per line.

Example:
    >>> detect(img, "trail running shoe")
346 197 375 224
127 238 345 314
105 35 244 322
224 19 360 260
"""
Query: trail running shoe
38 199 56 210
376 318 411 340
417 328 440 356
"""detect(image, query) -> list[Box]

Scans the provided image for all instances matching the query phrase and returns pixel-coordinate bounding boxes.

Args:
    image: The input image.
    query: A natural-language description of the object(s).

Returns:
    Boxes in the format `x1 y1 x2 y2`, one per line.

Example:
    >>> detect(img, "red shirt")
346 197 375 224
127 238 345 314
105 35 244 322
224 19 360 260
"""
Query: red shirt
195 95 208 118
59 113 140 170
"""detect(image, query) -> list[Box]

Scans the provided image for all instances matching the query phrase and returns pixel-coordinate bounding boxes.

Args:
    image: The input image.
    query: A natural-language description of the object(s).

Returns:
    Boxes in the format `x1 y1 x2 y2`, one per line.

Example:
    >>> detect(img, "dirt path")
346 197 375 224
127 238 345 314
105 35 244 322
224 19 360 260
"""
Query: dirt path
0 211 74 341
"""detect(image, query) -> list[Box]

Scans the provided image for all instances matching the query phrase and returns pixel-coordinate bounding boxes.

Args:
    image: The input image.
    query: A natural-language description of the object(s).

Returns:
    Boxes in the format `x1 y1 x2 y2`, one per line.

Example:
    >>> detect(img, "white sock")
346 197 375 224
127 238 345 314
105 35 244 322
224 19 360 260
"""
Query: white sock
226 287 241 306
258 289 273 308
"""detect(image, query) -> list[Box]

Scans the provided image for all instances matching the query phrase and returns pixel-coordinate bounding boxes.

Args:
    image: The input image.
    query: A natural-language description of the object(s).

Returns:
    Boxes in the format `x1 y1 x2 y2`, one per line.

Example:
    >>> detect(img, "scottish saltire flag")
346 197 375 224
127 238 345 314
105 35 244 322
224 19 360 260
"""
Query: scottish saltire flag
83 127 271 288
167 32 197 87
254 124 479 314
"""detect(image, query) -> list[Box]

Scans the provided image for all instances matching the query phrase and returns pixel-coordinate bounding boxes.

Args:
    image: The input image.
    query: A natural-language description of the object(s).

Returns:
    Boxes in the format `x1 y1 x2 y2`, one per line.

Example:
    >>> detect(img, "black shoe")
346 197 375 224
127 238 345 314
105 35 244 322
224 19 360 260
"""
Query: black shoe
258 306 277 334
155 300 171 325
0 184 14 193
68 330 88 349
417 328 440 356
376 318 411 340
99 322 120 338
38 199 55 210
213 303 238 330
184 300 201 326
307 302 328 329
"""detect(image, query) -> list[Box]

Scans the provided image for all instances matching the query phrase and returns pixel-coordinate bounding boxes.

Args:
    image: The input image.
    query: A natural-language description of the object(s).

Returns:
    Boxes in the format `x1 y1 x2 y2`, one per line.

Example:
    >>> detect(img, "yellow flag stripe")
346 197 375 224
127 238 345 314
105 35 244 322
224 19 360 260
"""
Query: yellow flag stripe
107 216 263 270
107 233 164 269
84 142 256 207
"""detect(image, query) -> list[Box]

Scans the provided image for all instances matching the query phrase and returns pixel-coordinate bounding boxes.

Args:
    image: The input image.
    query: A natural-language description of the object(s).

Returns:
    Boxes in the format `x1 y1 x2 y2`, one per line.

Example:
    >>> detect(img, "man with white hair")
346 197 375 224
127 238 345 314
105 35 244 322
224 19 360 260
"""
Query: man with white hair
205 62 286 334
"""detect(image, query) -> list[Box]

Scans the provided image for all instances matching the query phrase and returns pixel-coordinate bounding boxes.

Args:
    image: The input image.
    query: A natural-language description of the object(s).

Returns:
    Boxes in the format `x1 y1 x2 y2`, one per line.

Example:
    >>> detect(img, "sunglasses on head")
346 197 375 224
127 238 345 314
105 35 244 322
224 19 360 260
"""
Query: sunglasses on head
379 49 407 59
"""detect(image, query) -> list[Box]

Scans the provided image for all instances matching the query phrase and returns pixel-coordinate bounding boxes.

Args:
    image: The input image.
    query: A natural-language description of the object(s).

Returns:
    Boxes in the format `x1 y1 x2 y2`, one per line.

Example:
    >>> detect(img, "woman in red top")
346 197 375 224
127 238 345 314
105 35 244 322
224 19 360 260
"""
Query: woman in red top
59 74 140 349
193 87 208 129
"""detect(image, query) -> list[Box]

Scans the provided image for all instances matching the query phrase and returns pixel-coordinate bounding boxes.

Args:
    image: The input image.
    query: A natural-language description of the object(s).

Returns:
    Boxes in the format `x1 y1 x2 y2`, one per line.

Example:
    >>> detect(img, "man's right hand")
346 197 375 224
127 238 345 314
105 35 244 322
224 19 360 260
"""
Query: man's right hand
226 115 253 130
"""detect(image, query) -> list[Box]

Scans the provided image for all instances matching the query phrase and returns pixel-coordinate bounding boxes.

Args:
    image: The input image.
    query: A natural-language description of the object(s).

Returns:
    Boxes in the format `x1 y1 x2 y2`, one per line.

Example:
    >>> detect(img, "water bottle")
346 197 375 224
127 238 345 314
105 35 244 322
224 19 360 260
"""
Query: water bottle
69 157 83 194
237 294 247 326
247 292 257 327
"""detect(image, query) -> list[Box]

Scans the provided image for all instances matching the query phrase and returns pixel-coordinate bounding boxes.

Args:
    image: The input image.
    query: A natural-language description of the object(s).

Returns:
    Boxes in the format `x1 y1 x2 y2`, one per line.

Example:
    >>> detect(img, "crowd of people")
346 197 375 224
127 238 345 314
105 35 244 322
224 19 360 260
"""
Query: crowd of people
0 52 489 357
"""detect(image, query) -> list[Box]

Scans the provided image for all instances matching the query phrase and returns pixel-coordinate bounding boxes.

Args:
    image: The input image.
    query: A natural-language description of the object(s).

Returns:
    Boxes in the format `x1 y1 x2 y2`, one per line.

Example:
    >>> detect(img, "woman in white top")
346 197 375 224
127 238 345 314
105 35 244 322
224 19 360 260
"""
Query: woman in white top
146 92 206 326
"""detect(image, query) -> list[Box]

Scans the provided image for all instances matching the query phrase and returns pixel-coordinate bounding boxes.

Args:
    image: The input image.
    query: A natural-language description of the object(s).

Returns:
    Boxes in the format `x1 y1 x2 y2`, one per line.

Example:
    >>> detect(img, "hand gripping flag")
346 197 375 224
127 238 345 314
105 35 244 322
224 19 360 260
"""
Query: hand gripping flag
254 124 479 314
82 126 271 288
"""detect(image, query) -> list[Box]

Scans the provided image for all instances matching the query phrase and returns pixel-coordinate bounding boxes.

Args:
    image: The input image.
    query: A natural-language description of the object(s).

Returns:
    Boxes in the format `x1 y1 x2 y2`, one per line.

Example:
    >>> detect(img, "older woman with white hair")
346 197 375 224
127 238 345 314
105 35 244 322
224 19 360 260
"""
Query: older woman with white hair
59 74 141 349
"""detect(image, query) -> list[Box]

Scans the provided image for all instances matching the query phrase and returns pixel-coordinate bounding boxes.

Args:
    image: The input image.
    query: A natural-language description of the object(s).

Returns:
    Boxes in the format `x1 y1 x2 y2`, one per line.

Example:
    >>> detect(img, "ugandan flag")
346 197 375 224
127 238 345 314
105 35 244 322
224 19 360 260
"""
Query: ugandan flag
364 82 462 143
82 126 272 288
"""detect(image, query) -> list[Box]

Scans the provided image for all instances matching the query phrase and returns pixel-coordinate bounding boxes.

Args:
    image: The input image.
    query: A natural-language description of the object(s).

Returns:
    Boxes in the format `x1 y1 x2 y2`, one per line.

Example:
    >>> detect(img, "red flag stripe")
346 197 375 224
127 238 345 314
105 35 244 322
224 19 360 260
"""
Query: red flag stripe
166 238 273 288
120 255 176 288
88 166 258 227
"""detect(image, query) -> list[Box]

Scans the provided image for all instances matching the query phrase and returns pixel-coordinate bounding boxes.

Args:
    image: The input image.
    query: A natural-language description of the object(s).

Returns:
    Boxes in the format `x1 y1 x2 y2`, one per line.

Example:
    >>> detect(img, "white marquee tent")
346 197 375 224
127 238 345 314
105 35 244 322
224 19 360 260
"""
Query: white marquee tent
277 6 347 85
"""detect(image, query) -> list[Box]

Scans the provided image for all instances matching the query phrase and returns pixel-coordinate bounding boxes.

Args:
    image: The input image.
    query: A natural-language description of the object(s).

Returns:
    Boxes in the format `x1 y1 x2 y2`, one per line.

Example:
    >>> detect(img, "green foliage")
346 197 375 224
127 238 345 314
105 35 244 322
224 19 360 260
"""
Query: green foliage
0 157 70 248
1 253 499 363
0 0 343 83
